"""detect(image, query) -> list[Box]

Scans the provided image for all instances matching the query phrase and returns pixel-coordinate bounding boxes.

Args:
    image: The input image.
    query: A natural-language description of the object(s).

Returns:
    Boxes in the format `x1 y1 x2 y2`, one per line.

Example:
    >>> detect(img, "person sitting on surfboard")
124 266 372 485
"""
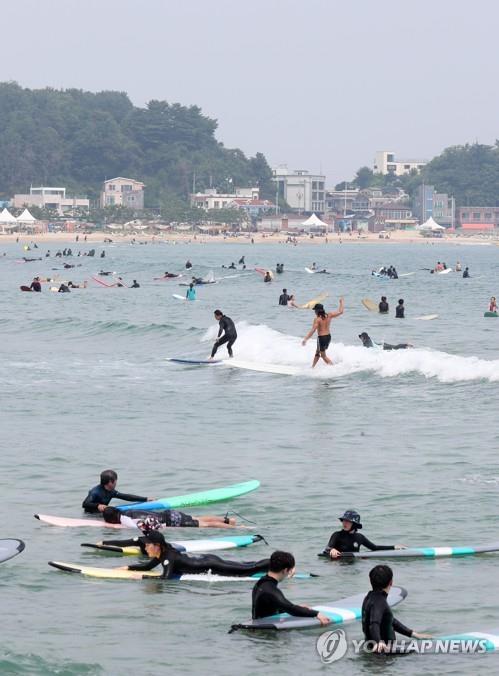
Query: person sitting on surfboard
323 511 406 558
103 506 237 529
379 296 389 314
119 530 268 579
490 297 497 313
251 551 330 625
362 565 431 652
82 469 153 514
263 271 272 283
210 310 237 359
302 299 344 368
358 332 412 351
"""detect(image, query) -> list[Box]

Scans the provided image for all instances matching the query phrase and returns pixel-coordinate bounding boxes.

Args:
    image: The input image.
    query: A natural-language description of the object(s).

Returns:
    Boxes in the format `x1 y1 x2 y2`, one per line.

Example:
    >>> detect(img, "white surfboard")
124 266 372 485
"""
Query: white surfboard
304 267 316 274
172 294 199 302
399 272 416 277
416 314 439 320
224 359 304 376
437 268 452 275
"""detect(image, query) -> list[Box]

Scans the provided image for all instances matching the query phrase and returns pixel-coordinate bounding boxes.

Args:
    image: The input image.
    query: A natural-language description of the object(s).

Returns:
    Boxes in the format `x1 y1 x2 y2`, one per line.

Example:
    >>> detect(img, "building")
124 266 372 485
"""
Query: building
374 151 427 176
413 185 454 226
273 165 325 213
100 177 145 209
228 198 274 217
432 192 455 227
190 187 259 210
12 186 90 216
371 204 417 231
457 206 499 229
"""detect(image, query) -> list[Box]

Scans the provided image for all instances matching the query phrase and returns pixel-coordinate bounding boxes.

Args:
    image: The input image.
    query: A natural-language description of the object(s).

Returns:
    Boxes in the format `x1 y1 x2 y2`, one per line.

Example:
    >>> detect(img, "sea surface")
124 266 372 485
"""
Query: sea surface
1 238 499 675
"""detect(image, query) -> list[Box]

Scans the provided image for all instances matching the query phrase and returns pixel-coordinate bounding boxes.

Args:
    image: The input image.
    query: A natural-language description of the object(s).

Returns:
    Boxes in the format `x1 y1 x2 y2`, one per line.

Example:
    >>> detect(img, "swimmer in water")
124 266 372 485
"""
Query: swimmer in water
322 510 406 559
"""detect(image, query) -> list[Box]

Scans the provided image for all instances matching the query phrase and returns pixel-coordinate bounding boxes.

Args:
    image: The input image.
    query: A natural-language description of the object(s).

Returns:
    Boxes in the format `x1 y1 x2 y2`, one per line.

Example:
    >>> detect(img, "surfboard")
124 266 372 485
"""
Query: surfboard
0 539 25 563
362 298 378 312
167 358 222 365
255 267 274 279
224 360 303 376
304 267 316 274
230 586 407 632
298 292 328 310
437 268 452 275
172 293 199 301
20 286 33 292
49 561 316 582
35 514 124 528
81 534 265 556
399 272 416 277
416 314 439 320
318 542 499 560
91 276 115 287
118 479 260 512
484 312 498 317
429 632 499 652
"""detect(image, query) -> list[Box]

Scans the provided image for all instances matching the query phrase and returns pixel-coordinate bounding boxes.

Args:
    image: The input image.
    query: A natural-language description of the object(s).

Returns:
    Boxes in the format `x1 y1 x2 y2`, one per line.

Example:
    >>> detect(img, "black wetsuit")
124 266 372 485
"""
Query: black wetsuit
117 509 199 527
463 270 470 278
361 336 410 351
379 301 389 314
323 529 395 555
30 281 42 292
211 315 237 358
103 536 148 554
82 485 147 513
362 590 413 643
279 293 290 306
252 575 318 619
395 304 405 318
128 543 269 579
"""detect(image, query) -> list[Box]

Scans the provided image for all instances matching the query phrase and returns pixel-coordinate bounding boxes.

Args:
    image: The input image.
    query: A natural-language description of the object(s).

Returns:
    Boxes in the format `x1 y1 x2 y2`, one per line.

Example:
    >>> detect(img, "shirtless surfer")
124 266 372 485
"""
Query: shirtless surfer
302 299 344 367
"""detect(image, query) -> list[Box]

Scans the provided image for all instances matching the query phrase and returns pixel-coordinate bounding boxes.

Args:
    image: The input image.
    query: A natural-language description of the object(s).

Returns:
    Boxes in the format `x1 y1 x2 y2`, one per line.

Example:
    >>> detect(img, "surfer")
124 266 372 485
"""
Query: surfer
489 297 497 313
119 530 268 579
362 565 431 652
378 296 389 314
103 506 237 529
358 332 412 350
57 283 70 293
302 298 344 367
186 283 196 300
455 261 462 272
210 310 237 359
311 263 317 271
395 299 405 318
130 280 140 288
323 511 406 558
185 260 192 269
30 277 42 292
162 272 179 278
238 256 245 265
263 271 272 283
279 289 290 306
82 470 153 514
463 267 470 278
251 551 330 624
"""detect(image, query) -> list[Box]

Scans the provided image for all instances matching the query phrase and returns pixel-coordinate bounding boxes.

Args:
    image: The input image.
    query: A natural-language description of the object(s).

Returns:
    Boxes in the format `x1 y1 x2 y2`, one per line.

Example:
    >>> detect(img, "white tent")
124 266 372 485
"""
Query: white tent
301 213 328 228
0 208 16 223
16 208 36 223
417 217 445 231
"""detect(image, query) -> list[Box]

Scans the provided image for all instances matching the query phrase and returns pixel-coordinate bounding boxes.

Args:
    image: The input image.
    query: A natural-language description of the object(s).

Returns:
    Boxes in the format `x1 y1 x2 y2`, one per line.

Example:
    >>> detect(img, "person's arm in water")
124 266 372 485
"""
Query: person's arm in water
302 318 318 344
357 534 405 551
113 490 149 503
327 297 344 319
262 585 321 618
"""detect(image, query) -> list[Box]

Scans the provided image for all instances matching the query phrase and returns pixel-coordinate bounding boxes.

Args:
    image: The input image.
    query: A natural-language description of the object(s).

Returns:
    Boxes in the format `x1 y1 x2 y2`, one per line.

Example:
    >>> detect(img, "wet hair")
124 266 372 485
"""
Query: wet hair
144 530 168 559
314 303 326 319
100 469 117 486
369 564 393 591
214 310 223 317
381 296 387 302
398 299 404 304
103 506 121 524
269 550 295 573
283 289 287 293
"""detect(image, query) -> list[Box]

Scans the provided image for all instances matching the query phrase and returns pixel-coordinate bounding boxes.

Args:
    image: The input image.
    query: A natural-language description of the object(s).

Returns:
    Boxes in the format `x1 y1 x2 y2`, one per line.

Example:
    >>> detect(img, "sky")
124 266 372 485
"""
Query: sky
2 0 498 185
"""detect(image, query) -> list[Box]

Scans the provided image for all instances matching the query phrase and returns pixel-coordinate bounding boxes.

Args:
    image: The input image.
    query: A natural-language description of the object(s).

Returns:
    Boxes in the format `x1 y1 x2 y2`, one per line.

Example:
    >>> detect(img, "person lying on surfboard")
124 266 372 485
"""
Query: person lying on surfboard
323 511 406 559
103 506 238 529
82 469 155 514
358 332 413 351
118 530 268 579
363 565 431 652
302 299 344 367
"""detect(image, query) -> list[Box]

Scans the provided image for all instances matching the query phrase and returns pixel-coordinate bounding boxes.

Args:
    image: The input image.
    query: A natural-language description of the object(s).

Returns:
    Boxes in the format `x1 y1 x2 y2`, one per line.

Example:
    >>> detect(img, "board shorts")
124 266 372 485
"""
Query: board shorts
316 334 331 354
168 510 199 528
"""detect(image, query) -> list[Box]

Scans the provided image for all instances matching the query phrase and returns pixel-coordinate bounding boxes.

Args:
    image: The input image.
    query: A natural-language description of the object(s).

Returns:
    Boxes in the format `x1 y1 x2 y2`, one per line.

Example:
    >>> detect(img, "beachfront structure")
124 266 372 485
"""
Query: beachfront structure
190 187 260 210
374 151 427 176
272 166 326 214
12 187 90 216
413 185 454 226
457 206 499 230
100 177 145 209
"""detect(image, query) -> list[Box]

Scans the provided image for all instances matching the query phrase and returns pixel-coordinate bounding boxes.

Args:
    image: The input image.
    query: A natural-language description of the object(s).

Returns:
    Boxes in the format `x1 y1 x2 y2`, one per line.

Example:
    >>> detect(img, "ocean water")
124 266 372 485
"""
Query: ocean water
1 238 499 675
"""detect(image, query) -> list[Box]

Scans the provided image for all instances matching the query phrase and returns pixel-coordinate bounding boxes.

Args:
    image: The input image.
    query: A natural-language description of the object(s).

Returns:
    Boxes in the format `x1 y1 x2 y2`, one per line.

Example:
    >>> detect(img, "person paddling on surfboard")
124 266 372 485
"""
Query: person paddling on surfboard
103 506 237 529
82 470 155 514
358 332 413 351
362 565 431 653
302 299 344 367
323 511 406 559
251 551 330 625
117 530 269 579
209 310 237 360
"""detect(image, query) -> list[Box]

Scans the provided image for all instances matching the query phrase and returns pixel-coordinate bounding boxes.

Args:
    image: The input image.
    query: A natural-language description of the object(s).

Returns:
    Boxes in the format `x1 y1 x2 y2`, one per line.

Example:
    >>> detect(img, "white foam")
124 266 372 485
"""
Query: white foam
202 322 499 383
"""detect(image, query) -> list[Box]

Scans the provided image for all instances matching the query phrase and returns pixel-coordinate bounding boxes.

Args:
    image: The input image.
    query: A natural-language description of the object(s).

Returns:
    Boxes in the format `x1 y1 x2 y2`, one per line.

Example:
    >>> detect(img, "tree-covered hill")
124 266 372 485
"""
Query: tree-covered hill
0 82 274 205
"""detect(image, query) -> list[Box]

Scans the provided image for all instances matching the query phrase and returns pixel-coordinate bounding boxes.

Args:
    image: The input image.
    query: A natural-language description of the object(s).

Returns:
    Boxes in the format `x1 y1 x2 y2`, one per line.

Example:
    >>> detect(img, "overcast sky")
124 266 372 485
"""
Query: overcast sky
2 0 497 185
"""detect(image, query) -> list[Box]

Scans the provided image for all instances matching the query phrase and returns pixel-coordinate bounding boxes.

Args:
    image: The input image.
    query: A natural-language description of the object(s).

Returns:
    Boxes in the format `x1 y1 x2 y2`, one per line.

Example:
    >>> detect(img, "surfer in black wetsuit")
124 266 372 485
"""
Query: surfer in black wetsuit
379 296 389 314
251 551 330 624
102 506 236 528
30 277 42 292
210 310 237 359
362 565 431 652
358 332 412 350
130 280 140 288
120 531 268 579
463 267 470 278
82 469 153 514
323 511 405 558
185 260 192 269
279 289 290 306
395 299 405 318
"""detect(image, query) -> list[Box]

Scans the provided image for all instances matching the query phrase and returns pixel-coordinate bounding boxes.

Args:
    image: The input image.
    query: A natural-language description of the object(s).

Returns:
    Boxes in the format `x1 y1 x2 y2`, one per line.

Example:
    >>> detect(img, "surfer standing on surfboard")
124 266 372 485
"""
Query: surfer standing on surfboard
210 310 237 359
302 299 344 367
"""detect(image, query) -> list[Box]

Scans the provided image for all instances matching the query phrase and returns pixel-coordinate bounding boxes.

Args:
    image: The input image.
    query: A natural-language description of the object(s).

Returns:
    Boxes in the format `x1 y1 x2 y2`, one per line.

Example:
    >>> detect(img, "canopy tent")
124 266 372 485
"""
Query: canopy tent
301 213 328 228
0 208 17 224
16 208 36 223
417 217 445 231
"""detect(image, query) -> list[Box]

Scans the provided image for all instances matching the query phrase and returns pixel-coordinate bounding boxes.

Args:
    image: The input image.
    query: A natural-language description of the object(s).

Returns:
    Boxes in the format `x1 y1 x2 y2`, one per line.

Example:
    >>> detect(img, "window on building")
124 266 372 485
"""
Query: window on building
387 154 394 162
108 185 115 191
485 212 492 219
319 182 324 190
121 185 132 192
387 164 396 172
461 212 468 219
404 165 410 170
214 201 219 208
312 192 318 200
473 212 481 219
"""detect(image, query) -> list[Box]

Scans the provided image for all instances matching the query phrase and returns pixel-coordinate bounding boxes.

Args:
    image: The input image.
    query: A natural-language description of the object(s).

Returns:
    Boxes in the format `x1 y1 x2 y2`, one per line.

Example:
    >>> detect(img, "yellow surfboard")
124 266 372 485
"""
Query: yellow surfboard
299 292 328 309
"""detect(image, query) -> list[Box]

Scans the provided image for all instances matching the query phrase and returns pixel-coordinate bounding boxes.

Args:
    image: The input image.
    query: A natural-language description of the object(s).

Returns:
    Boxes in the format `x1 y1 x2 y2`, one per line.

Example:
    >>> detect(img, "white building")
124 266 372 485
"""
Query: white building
100 177 145 209
273 165 325 213
190 187 259 209
13 186 90 216
374 151 427 176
